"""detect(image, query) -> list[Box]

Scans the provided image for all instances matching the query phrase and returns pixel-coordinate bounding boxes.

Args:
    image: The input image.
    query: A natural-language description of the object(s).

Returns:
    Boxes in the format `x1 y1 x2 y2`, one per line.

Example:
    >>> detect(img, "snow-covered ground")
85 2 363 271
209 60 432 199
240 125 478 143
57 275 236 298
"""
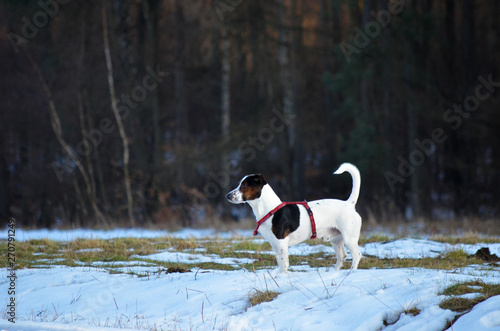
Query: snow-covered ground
1 229 500 330
7 227 254 241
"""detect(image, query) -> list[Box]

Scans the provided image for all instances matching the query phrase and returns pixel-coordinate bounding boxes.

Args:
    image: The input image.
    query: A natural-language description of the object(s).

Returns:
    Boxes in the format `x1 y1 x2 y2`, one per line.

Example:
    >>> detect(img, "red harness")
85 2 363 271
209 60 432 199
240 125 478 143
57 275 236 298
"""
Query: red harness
253 201 317 239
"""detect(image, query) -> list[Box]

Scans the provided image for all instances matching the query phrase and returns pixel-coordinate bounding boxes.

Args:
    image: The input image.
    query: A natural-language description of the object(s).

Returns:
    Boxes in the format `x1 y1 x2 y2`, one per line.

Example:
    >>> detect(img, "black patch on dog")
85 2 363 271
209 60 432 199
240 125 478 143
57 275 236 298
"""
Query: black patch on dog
271 204 300 239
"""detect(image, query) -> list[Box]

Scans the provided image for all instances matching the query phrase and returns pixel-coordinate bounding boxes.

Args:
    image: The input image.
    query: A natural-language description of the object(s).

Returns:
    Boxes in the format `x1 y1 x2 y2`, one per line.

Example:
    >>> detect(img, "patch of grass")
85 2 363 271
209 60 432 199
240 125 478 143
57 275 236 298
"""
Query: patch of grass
229 240 271 252
443 248 470 260
1 237 171 269
0 236 252 273
167 237 201 251
439 297 481 313
359 234 393 245
1 234 497 277
139 258 238 272
430 233 500 245
439 280 500 312
358 248 483 270
440 280 484 296
248 290 280 307
404 307 421 316
289 252 332 269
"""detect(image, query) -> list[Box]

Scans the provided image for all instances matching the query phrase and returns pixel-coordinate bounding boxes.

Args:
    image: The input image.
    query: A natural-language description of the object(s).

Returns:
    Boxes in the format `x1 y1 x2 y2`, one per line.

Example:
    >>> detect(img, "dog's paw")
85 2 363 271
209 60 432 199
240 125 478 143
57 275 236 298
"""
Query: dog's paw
270 267 287 277
270 267 281 277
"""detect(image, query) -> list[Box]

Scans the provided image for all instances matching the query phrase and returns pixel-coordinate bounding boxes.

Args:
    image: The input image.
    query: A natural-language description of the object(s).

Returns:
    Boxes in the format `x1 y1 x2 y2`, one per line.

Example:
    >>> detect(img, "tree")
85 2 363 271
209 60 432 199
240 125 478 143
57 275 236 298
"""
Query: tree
278 0 303 199
102 5 135 225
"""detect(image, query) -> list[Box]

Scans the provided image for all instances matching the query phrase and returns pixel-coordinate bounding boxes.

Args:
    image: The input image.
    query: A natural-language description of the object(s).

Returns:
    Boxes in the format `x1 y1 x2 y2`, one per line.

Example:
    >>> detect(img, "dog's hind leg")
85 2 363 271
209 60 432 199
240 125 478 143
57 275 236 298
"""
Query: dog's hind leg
337 209 362 270
344 236 362 270
330 235 347 270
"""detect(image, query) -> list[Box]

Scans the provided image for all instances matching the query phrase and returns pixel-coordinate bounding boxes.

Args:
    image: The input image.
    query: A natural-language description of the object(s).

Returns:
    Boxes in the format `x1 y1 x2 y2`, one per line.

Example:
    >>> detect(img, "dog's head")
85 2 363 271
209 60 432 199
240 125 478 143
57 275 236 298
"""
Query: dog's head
226 174 268 204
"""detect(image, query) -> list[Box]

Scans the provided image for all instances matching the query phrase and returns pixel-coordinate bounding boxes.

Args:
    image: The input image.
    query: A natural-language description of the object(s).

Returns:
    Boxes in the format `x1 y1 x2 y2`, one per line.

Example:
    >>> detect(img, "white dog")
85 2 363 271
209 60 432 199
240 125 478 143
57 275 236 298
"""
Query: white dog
226 163 362 273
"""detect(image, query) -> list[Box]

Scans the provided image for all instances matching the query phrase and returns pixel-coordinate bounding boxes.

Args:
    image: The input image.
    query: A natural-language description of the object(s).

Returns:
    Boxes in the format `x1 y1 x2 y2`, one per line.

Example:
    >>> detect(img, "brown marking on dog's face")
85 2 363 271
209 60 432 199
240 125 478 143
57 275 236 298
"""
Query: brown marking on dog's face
240 174 267 201
226 174 268 204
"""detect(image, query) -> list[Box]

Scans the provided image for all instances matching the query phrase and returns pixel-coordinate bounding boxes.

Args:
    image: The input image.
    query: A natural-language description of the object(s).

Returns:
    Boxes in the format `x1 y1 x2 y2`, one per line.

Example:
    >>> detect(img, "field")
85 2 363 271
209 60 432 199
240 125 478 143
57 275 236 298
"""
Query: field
1 228 500 330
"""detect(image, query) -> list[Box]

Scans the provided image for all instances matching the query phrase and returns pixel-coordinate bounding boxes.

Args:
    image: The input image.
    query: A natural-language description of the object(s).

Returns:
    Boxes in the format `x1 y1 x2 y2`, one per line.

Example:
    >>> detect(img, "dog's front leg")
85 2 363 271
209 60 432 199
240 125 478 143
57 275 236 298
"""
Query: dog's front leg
272 239 290 274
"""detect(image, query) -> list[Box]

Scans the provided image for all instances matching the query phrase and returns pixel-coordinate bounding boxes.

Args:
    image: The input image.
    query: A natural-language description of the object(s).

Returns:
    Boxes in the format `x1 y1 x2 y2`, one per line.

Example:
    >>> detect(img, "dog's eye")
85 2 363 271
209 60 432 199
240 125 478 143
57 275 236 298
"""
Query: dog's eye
241 183 247 189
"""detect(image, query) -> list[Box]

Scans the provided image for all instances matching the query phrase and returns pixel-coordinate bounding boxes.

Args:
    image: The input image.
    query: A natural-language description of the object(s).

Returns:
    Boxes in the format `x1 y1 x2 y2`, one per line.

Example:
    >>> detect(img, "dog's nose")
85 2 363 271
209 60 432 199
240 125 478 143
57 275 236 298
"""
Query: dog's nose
225 193 231 200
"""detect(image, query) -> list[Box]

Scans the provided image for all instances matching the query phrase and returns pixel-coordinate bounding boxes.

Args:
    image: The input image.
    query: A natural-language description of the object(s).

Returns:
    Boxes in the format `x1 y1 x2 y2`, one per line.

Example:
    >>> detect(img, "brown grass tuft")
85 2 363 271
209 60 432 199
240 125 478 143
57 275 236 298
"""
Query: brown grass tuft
248 290 280 307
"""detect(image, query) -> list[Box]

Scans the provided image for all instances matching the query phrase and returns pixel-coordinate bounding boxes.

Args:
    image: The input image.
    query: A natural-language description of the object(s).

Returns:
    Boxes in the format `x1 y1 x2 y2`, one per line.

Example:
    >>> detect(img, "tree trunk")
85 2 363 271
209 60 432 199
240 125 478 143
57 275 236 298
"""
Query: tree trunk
142 0 162 221
456 0 475 215
219 25 232 217
83 89 111 212
77 13 96 200
278 0 303 199
221 26 231 144
102 5 135 226
403 2 423 219
143 0 162 170
360 0 374 115
172 0 188 184
321 0 335 169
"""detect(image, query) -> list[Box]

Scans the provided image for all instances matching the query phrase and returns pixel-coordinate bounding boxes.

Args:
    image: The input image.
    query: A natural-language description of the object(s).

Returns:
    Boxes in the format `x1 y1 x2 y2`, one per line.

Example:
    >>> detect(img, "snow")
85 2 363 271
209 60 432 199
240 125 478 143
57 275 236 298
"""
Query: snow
363 238 500 259
1 228 500 330
6 228 254 241
448 296 500 330
273 239 500 260
137 251 255 266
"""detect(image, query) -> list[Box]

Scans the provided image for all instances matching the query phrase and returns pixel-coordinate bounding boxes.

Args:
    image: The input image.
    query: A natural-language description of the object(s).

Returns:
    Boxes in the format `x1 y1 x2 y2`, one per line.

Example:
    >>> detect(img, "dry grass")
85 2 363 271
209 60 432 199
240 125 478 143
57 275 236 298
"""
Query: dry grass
248 289 280 307
430 232 500 245
404 307 421 316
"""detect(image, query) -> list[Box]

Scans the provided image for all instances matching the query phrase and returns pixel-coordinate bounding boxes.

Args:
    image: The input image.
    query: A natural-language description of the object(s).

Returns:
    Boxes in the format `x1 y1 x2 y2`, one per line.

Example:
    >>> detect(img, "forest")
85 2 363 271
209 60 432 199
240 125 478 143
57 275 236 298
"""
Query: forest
1 0 499 228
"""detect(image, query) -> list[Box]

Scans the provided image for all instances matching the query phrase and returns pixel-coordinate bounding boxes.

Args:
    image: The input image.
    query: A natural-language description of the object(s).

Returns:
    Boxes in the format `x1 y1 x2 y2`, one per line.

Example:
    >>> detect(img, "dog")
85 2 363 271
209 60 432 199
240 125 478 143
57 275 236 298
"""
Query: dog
226 163 362 274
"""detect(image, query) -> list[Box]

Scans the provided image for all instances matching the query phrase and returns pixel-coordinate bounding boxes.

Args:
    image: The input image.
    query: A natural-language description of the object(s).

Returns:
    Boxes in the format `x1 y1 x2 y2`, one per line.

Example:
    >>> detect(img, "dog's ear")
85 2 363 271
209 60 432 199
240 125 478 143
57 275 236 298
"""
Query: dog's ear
256 174 267 186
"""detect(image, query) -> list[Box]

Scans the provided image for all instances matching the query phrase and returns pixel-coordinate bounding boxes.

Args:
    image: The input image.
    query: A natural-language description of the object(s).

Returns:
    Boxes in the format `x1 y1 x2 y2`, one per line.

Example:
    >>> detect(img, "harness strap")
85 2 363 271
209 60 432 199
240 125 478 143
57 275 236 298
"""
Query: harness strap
253 201 317 239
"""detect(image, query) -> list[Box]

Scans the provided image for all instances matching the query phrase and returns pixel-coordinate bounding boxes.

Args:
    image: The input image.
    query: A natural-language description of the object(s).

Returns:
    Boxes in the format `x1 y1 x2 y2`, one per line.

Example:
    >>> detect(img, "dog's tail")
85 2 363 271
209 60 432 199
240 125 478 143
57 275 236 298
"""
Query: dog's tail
334 163 361 205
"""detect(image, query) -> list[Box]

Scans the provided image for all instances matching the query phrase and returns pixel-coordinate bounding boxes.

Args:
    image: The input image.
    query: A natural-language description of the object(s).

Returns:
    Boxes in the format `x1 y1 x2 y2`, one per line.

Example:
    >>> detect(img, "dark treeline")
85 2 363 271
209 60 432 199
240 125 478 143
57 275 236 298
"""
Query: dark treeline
1 0 499 228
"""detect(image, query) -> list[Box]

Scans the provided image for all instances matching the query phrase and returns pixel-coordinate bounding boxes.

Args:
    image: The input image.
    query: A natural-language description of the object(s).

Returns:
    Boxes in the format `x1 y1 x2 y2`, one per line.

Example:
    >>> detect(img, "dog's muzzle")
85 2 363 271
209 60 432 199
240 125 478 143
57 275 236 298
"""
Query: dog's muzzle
226 190 242 204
